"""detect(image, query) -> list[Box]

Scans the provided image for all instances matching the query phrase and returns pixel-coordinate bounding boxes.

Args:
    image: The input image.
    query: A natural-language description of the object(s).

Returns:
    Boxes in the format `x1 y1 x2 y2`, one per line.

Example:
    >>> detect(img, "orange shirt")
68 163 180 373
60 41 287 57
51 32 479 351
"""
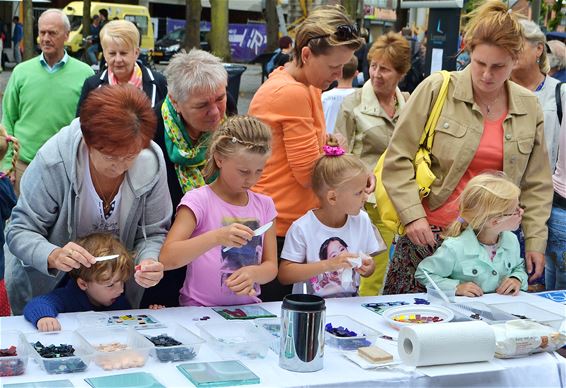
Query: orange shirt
249 68 325 236
425 111 506 228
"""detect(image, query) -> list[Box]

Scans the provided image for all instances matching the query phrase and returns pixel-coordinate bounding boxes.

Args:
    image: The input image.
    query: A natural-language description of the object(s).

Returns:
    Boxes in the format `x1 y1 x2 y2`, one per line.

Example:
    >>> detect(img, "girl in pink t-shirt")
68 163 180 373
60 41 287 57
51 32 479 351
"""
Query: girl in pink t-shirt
160 116 278 306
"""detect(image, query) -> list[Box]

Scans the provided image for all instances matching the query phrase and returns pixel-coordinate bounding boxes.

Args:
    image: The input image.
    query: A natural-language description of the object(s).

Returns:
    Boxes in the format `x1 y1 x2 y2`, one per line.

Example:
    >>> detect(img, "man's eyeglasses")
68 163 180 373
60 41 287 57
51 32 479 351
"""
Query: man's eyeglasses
305 24 359 46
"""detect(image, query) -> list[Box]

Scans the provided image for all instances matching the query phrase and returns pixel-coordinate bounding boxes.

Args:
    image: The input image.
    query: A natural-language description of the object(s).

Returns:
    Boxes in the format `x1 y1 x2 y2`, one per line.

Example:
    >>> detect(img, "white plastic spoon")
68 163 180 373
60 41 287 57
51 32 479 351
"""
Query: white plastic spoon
222 221 274 253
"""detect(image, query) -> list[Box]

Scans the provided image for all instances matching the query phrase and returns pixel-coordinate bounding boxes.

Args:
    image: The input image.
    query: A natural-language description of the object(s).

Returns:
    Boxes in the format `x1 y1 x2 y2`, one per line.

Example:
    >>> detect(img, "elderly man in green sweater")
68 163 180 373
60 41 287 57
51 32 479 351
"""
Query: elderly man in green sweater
1 9 93 194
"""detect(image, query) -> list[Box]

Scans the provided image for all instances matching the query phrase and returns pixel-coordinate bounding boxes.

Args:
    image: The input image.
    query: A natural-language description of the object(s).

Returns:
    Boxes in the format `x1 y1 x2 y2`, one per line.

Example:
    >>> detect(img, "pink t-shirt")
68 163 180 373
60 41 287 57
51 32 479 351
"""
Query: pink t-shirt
178 185 277 307
425 111 506 228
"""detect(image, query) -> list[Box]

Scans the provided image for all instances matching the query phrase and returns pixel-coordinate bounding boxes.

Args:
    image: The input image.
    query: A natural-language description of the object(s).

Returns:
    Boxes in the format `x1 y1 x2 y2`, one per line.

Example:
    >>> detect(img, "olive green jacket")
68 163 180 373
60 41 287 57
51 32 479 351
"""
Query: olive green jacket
382 67 553 253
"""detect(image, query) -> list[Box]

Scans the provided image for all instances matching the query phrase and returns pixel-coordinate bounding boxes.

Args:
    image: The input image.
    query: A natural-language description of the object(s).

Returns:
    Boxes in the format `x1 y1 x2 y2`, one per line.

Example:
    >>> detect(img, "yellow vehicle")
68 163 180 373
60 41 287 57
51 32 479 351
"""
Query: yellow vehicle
63 2 154 55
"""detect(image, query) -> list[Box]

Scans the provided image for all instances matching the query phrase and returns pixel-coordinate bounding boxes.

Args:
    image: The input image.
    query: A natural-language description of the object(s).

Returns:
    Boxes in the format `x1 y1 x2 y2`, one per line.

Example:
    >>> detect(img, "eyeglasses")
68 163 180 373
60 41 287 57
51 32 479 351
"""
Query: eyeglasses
305 24 359 46
500 205 524 218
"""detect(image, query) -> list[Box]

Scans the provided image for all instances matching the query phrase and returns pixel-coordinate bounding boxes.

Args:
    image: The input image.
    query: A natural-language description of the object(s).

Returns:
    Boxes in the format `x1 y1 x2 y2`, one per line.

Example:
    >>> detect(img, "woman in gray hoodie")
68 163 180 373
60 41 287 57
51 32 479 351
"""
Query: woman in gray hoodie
5 85 172 314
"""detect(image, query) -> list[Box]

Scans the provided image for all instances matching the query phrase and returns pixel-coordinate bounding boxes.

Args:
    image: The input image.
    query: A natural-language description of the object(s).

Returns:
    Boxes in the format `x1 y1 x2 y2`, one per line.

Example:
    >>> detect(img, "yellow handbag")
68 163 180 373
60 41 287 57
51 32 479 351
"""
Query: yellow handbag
373 70 450 234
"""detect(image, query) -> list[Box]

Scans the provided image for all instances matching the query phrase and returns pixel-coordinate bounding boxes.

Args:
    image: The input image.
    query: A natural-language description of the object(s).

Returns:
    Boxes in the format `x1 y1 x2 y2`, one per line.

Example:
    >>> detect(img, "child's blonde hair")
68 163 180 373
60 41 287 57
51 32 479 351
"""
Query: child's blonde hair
69 233 134 283
0 124 19 177
444 172 521 238
311 136 368 197
203 115 272 179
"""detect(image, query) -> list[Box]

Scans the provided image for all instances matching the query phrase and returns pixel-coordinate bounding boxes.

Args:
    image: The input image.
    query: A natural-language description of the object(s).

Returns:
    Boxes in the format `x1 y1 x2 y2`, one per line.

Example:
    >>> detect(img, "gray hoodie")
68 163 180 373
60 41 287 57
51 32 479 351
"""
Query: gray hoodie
6 118 172 308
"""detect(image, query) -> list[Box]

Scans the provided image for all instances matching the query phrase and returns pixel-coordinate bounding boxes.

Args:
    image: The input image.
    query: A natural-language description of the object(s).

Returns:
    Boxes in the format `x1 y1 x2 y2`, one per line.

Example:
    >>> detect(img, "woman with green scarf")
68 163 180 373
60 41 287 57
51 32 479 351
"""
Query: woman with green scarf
145 50 228 307
156 50 228 208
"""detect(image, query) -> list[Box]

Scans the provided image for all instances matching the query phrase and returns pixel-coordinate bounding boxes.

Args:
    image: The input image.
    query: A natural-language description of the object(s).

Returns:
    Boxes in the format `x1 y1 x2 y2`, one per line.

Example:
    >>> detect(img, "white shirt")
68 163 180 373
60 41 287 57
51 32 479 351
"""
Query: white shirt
535 76 565 171
322 88 356 133
77 145 122 238
281 210 385 297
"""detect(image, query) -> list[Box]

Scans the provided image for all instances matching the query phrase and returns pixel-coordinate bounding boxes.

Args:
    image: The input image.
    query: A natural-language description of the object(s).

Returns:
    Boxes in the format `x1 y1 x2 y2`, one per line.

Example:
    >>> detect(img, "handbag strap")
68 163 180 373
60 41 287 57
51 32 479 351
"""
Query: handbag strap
419 70 451 151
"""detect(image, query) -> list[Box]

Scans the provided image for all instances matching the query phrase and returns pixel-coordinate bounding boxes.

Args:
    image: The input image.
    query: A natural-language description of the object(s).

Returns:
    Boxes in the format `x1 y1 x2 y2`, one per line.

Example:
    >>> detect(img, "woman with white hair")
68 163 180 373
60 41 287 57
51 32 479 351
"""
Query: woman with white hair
511 19 565 171
76 19 167 115
548 40 566 82
143 50 229 307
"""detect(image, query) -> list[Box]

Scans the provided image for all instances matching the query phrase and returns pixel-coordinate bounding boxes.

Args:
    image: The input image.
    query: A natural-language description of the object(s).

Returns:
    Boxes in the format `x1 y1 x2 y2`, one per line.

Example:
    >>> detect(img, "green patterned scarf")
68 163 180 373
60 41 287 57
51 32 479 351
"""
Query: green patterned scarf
161 96 213 193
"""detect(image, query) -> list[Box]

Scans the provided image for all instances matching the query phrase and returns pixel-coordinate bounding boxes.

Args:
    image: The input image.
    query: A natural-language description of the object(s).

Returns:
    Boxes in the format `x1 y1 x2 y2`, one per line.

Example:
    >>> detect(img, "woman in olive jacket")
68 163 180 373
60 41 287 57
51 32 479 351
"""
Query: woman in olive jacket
381 1 553 295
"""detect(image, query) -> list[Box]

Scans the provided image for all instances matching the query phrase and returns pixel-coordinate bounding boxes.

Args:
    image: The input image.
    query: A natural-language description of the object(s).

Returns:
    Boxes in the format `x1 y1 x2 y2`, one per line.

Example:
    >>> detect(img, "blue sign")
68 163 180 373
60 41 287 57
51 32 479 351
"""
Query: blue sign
164 18 266 62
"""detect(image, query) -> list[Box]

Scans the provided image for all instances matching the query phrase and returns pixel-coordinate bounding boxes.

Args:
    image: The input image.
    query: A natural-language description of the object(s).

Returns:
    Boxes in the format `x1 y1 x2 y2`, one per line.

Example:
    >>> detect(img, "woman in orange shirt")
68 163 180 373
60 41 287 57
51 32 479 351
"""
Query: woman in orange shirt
249 5 364 301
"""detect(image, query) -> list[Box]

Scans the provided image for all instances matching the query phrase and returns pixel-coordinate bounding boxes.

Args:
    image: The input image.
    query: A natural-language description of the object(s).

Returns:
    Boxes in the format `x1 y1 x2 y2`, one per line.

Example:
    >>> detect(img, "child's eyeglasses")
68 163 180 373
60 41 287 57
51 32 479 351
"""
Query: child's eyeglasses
305 24 359 46
500 205 524 218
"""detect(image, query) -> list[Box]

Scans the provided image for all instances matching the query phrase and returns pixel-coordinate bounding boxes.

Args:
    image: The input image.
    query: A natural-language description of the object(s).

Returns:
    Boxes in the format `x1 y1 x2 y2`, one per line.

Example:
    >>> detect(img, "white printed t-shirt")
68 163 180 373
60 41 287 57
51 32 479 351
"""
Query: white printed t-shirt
281 210 384 297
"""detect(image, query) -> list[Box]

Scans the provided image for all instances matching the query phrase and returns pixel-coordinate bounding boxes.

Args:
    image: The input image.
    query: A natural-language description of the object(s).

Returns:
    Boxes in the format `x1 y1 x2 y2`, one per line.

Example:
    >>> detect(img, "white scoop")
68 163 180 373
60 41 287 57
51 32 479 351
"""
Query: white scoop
222 221 274 253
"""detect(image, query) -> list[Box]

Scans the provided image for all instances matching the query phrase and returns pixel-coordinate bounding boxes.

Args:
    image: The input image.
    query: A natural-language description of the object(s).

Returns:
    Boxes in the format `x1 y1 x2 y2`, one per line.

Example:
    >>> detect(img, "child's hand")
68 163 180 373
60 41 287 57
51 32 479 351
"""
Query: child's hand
356 255 375 277
135 259 164 288
37 317 61 332
456 282 484 297
216 223 254 249
496 277 521 296
225 266 258 296
148 304 166 310
324 251 358 273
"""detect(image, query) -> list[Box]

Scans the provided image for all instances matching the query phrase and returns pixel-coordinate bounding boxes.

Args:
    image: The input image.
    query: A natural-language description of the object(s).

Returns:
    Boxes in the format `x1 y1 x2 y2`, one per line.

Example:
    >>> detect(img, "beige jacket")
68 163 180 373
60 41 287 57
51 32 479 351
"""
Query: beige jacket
335 80 407 171
382 67 553 253
335 80 407 203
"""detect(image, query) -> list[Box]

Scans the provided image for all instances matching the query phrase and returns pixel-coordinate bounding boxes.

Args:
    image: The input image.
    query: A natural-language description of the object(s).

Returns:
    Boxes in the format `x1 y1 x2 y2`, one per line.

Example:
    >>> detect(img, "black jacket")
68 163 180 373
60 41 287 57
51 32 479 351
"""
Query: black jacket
76 62 168 116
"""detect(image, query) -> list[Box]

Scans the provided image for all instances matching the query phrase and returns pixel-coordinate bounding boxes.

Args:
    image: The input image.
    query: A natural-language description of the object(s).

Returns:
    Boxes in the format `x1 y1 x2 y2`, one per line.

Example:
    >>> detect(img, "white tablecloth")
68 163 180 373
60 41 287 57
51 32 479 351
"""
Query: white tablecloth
1 292 565 387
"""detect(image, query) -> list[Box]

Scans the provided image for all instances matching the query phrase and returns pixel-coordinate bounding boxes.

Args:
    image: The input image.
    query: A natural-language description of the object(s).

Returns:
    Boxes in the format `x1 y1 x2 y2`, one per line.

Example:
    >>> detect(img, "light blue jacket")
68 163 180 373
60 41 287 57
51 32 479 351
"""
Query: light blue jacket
415 228 528 293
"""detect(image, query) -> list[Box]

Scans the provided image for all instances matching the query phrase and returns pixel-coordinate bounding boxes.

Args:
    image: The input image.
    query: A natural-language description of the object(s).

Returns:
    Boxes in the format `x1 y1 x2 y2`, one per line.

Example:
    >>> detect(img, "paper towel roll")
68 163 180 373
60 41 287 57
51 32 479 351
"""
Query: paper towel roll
398 321 495 367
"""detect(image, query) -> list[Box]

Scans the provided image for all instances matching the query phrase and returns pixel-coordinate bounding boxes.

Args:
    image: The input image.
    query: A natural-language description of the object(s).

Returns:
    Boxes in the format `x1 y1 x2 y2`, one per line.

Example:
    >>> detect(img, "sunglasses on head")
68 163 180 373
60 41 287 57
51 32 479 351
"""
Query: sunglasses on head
305 24 359 46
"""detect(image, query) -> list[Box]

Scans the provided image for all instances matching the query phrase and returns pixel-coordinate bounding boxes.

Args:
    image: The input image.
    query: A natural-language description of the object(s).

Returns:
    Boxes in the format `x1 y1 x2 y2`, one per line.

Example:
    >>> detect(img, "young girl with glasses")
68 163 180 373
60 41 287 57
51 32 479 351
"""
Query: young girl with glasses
415 172 528 297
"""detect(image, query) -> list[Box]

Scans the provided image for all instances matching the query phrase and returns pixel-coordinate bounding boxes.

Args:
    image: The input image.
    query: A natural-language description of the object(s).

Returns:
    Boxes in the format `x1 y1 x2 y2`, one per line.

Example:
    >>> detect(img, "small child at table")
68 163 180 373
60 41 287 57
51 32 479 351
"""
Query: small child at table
23 233 133 331
278 138 384 298
415 172 528 297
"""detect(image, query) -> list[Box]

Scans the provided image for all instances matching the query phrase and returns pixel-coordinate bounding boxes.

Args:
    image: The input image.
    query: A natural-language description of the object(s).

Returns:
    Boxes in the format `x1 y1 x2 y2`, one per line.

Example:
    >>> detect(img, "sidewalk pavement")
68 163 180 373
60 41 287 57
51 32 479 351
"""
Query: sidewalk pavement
0 63 263 119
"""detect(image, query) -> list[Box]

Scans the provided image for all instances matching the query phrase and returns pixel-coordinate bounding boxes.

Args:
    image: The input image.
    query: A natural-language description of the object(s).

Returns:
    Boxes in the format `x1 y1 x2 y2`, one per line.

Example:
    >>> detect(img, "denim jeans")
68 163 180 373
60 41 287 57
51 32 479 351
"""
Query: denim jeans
87 44 99 65
545 205 566 290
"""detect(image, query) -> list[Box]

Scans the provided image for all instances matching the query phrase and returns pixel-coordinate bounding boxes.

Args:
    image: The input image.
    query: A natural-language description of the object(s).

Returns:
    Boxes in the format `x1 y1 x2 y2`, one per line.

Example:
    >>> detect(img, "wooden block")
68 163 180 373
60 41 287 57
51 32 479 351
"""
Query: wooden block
357 346 393 364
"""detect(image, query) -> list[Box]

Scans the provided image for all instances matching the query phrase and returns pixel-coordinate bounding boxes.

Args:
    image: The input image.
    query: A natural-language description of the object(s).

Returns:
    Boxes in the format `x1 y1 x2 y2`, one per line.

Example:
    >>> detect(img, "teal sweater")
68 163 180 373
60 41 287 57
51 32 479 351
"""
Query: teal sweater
1 56 93 165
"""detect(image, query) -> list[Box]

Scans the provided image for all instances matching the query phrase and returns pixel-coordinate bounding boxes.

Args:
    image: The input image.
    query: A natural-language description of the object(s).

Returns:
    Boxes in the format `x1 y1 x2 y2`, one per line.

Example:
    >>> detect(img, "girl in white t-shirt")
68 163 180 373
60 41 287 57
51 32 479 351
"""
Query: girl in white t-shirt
279 138 384 298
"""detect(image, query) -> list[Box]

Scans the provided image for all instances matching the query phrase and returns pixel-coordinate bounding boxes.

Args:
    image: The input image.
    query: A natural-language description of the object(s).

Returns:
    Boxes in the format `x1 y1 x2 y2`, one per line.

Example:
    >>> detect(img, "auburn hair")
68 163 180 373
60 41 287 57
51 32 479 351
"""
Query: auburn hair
80 85 156 155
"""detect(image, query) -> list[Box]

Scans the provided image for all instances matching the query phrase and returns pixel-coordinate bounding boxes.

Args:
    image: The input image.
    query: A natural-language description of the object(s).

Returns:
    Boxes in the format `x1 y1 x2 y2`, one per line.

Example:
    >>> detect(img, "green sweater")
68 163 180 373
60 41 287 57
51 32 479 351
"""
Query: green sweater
2 56 93 165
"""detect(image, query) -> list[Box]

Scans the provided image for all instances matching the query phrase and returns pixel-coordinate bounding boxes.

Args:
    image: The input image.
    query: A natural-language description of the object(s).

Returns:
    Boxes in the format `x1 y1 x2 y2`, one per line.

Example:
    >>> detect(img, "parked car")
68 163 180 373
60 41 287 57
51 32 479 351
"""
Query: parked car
153 28 210 63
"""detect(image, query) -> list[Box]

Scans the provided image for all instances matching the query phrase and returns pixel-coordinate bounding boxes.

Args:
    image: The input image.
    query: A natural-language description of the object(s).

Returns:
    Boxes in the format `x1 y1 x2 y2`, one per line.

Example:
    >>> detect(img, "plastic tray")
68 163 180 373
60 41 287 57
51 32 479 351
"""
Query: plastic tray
144 323 204 362
489 302 564 329
197 321 271 360
253 318 281 354
0 330 28 377
325 315 381 350
78 327 153 371
382 305 454 330
25 330 92 374
445 302 518 324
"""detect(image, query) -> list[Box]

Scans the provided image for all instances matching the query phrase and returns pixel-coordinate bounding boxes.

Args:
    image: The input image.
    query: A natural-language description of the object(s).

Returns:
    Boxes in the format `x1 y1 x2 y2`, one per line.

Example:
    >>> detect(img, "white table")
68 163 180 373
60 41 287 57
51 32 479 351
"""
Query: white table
1 292 565 387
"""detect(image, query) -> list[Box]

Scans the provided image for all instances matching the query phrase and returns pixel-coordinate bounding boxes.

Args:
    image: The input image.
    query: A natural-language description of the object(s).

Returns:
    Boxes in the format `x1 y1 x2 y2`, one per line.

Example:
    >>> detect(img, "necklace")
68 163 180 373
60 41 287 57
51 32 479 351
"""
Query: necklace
91 168 122 216
475 89 503 117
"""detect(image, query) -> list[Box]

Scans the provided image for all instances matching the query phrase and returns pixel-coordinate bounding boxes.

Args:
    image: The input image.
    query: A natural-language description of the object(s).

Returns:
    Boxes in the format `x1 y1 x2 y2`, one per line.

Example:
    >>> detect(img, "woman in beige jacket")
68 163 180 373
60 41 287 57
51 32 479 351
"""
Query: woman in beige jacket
381 0 553 295
335 32 411 295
